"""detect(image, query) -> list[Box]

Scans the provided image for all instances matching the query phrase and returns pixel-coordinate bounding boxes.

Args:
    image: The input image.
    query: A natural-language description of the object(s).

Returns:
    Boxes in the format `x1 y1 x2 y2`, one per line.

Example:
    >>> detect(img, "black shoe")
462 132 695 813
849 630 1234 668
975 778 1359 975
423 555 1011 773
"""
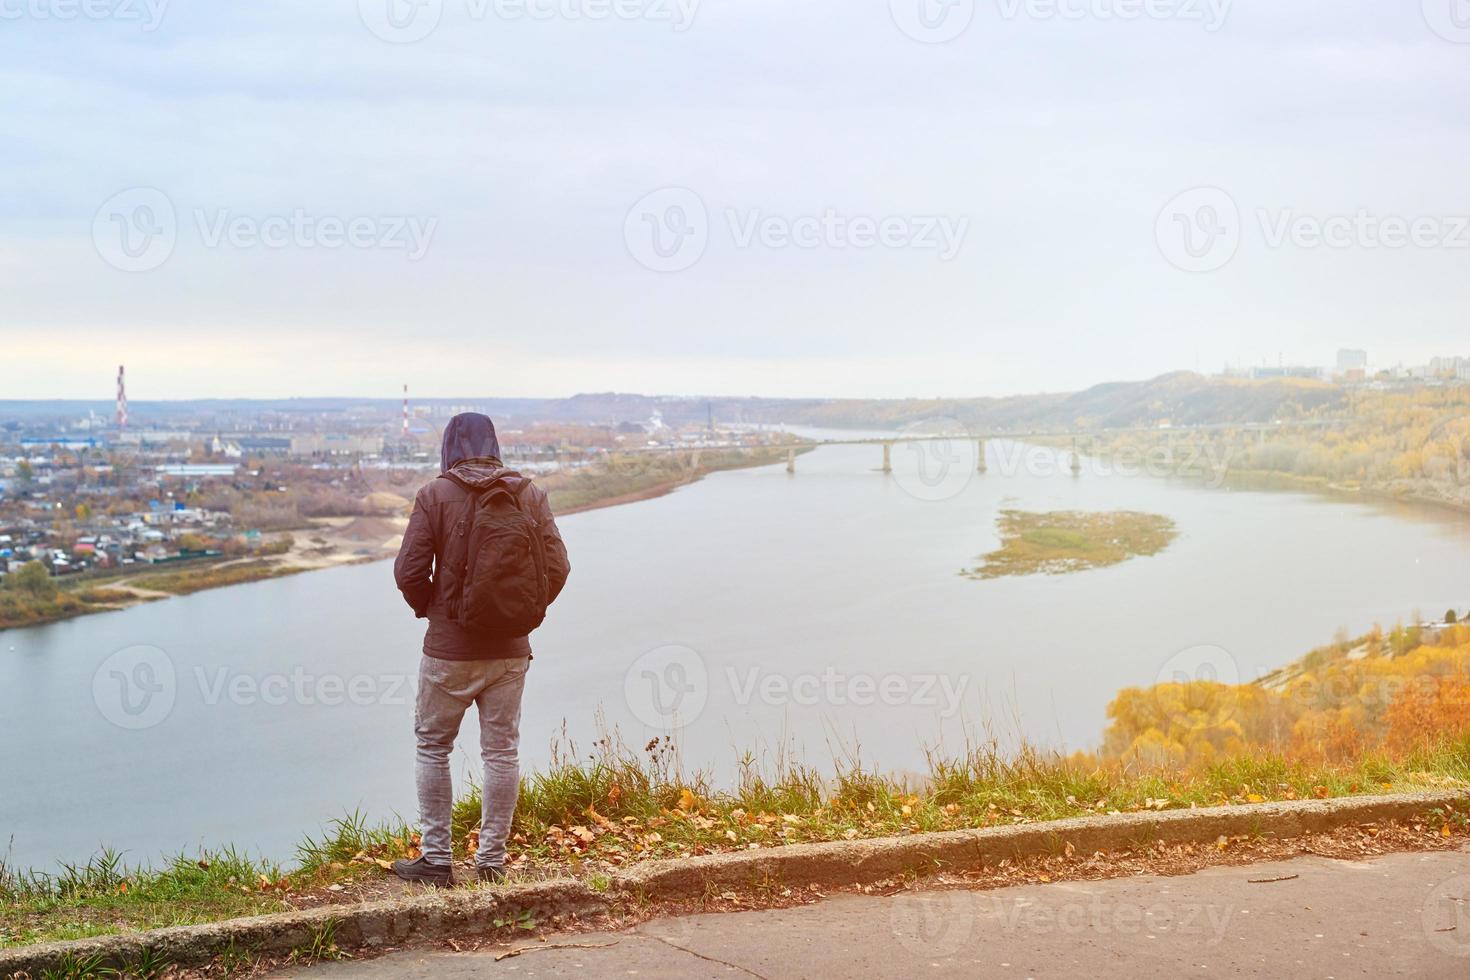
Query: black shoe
391 856 452 887
476 865 506 884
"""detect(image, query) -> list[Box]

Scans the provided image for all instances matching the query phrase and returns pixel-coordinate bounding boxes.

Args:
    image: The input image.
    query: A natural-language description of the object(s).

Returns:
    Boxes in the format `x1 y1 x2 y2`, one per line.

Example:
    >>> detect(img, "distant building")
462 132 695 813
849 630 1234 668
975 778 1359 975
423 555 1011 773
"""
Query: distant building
1429 355 1468 378
20 437 99 451
1336 349 1368 373
288 434 384 456
154 464 238 477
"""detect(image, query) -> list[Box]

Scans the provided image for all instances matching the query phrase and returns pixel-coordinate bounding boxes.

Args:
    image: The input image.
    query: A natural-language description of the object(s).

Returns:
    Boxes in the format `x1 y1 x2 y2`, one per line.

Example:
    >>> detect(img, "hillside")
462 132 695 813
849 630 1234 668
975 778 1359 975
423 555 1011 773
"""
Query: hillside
0 373 1348 434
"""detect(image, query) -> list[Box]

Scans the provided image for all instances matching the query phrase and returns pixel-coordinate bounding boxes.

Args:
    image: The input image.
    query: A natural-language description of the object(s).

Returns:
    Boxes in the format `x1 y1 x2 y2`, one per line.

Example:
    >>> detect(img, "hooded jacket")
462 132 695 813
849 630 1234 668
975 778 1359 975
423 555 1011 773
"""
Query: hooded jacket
393 413 571 661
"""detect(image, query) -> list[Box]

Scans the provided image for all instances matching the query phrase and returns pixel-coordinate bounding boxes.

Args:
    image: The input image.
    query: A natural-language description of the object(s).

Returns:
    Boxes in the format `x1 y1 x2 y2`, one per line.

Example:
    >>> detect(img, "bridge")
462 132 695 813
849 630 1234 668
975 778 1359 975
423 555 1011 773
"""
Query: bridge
507 418 1349 476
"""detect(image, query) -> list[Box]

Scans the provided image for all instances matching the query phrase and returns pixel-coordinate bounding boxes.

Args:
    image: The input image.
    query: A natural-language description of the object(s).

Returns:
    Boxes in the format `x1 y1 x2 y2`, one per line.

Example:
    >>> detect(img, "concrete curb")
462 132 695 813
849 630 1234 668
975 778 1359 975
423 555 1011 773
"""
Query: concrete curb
4 791 1466 975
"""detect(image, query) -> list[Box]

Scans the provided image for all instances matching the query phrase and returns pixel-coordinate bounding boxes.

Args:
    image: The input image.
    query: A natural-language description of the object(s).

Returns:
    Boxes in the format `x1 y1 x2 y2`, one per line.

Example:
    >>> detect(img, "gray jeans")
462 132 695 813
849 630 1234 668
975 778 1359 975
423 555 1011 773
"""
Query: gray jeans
414 654 529 868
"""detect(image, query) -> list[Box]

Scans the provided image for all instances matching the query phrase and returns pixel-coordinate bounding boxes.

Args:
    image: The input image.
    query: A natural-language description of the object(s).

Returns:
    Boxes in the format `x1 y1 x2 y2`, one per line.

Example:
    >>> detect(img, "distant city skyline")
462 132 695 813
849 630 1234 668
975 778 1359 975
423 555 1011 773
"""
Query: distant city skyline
7 346 1468 404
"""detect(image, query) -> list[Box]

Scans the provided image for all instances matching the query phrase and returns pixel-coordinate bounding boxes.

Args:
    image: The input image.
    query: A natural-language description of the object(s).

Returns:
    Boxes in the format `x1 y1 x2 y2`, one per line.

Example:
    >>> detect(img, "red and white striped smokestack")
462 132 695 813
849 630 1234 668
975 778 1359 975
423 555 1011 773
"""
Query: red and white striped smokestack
116 365 128 429
402 384 409 438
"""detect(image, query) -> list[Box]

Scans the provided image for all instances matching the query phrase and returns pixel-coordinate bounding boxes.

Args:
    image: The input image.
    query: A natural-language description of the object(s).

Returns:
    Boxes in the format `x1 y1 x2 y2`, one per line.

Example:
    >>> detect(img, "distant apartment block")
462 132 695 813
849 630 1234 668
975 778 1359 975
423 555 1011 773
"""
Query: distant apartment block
1336 349 1368 373
1429 355 1467 378
288 433 384 456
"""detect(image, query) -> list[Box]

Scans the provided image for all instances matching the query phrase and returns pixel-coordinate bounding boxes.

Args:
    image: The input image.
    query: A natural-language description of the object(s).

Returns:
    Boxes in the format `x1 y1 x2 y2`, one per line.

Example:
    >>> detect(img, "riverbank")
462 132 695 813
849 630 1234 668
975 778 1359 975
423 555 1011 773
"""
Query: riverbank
0 446 803 632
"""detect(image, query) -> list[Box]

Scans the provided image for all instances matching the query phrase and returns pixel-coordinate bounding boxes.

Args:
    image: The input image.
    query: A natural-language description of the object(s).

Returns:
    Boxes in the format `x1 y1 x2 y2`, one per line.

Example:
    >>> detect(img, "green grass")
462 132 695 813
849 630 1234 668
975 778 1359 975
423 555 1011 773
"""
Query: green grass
7 733 1470 950
966 510 1179 579
0 847 293 950
133 561 300 596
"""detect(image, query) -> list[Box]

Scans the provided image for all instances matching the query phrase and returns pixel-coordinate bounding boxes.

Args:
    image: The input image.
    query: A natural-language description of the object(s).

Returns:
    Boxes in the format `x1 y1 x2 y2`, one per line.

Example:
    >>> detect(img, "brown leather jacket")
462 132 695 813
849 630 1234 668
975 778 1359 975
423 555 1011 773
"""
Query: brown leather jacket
394 459 570 661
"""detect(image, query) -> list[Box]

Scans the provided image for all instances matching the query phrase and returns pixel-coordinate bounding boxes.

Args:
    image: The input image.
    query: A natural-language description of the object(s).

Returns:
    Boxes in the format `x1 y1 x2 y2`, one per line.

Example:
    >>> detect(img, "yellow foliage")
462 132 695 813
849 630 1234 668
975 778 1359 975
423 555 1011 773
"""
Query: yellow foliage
1103 625 1470 765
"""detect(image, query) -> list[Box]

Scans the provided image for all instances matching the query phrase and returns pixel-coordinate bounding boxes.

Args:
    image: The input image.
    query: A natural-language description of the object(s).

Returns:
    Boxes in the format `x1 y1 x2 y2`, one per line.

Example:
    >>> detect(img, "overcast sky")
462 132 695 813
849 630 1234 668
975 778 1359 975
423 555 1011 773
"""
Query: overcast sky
3 0 1468 400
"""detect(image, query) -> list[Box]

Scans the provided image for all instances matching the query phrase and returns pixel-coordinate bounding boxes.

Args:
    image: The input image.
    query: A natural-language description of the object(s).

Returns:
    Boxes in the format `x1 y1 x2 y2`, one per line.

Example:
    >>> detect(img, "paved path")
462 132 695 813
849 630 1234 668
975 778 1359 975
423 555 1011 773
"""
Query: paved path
279 848 1470 978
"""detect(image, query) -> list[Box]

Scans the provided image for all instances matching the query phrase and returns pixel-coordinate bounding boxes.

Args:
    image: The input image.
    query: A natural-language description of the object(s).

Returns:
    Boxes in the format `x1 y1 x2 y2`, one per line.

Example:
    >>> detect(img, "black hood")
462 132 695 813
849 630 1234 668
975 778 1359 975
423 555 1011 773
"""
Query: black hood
440 413 502 473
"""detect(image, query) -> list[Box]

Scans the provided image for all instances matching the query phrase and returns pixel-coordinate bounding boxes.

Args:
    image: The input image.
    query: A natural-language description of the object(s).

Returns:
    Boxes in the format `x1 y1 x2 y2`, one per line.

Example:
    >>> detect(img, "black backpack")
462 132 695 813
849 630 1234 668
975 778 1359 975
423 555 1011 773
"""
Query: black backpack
443 473 550 638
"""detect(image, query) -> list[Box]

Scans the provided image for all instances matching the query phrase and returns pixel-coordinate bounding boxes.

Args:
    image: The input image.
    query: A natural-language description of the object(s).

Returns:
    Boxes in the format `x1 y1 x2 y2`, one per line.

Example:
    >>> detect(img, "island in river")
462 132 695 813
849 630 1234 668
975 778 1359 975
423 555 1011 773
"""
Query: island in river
965 509 1179 579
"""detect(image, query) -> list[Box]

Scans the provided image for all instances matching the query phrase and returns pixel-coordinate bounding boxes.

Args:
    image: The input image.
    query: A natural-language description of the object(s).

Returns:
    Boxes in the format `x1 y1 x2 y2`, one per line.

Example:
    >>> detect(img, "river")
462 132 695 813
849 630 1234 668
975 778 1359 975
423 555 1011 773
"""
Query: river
5 437 1470 871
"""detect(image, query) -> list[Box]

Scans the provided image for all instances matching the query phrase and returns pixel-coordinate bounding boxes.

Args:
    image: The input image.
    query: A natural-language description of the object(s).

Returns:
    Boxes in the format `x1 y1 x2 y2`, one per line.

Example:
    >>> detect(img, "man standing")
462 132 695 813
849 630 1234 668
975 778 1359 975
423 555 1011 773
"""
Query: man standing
391 413 570 885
